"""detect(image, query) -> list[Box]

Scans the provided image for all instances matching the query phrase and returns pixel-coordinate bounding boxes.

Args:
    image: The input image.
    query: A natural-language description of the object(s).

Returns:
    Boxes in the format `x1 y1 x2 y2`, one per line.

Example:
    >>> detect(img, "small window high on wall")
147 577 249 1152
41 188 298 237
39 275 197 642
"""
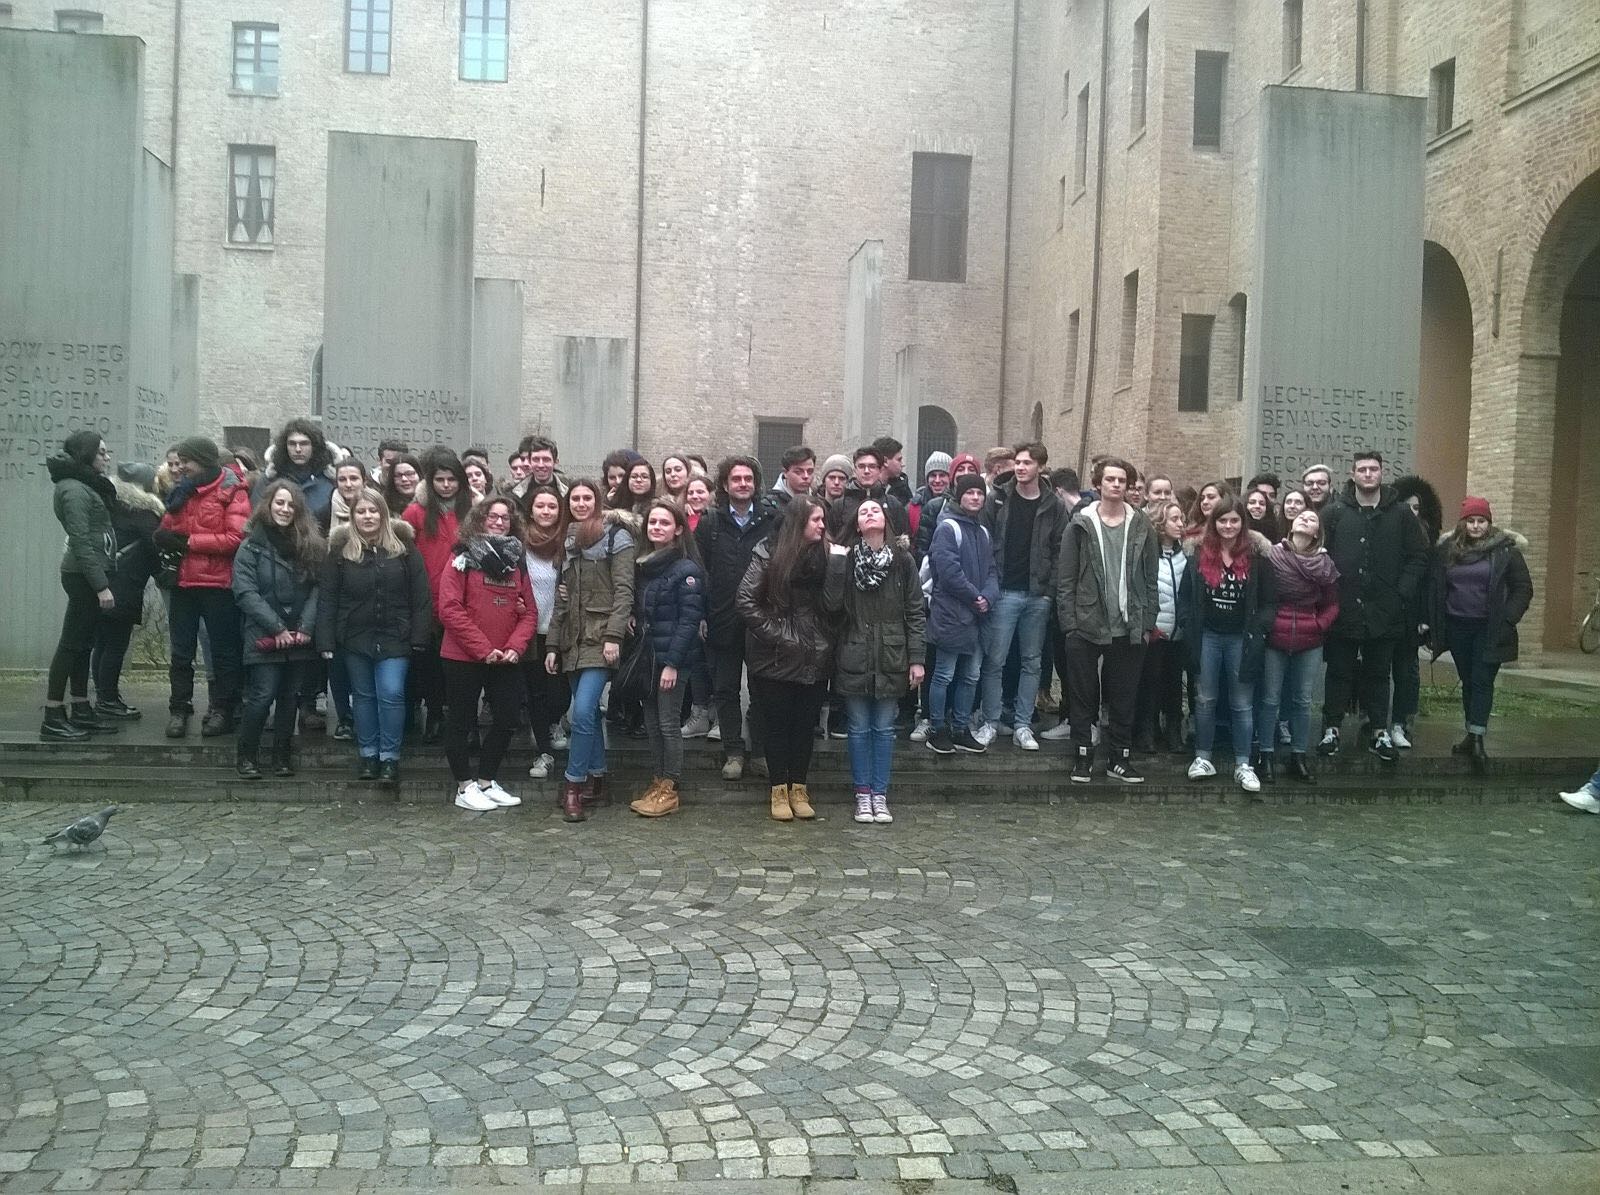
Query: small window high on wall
909 153 971 283
1178 314 1214 412
756 419 806 487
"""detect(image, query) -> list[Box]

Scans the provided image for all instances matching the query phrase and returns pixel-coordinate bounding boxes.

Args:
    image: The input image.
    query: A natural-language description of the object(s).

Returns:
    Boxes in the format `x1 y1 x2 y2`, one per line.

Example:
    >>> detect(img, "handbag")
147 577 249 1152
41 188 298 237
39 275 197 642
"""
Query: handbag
612 628 655 704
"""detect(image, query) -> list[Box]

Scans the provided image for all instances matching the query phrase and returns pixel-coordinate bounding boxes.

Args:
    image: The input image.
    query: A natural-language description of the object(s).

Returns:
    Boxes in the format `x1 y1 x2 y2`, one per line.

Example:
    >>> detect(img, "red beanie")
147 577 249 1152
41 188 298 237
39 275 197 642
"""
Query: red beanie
1460 496 1492 522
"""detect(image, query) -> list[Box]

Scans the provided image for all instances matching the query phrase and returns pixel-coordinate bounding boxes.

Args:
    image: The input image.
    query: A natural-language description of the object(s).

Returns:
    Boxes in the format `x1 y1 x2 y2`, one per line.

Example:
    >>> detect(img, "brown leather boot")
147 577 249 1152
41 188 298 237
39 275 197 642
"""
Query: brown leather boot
787 782 815 820
586 773 611 806
630 777 667 814
561 780 587 822
637 779 679 818
769 784 793 821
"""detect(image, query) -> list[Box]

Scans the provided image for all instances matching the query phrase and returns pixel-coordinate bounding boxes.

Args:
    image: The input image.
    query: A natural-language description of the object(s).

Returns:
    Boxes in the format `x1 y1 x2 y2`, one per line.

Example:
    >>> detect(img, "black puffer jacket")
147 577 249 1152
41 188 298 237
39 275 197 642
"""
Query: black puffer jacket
315 522 434 660
1320 483 1429 640
735 541 844 685
1428 529 1533 664
105 479 164 623
233 529 321 666
634 547 707 672
828 480 910 541
695 499 780 648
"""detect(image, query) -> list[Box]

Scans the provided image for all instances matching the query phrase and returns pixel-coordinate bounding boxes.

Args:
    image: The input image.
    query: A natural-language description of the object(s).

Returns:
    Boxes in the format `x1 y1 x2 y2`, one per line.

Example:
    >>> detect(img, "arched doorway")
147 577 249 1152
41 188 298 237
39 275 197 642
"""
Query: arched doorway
917 404 957 482
1030 402 1044 443
1418 242 1472 518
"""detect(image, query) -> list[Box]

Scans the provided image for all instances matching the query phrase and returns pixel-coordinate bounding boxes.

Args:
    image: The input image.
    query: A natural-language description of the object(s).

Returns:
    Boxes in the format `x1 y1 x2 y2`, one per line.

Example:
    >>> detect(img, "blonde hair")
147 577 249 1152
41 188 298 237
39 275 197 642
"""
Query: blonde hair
342 489 406 561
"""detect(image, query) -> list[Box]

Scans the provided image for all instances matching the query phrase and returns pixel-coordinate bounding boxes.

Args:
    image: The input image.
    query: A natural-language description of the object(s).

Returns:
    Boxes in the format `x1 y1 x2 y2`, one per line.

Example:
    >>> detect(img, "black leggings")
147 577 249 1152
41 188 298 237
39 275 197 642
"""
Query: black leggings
750 676 826 786
520 635 567 753
91 617 136 703
48 574 102 703
443 659 523 782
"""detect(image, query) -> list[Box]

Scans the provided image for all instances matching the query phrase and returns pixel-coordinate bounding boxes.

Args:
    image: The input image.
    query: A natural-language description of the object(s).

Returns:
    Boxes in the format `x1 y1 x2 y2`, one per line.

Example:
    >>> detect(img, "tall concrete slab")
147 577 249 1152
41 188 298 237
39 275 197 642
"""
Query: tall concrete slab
130 150 175 464
471 279 524 470
1246 87 1425 478
552 337 629 478
321 132 476 461
0 31 145 666
170 274 201 442
843 241 883 448
894 345 921 467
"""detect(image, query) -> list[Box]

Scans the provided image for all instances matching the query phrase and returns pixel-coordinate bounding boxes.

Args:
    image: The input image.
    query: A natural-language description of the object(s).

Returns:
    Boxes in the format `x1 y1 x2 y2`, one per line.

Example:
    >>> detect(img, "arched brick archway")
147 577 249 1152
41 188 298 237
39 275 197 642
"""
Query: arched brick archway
1419 242 1473 520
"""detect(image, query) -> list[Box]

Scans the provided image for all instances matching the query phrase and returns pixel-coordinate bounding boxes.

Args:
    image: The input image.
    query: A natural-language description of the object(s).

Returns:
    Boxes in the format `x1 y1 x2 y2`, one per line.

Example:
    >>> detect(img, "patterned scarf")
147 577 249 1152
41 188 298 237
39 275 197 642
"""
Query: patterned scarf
852 541 894 591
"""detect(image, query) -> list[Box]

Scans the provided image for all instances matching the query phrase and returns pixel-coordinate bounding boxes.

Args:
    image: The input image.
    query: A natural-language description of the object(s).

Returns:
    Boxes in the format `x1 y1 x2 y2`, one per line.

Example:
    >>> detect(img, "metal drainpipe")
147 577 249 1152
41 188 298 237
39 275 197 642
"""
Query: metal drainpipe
995 0 1022 440
631 0 649 449
1074 0 1114 476
169 0 183 171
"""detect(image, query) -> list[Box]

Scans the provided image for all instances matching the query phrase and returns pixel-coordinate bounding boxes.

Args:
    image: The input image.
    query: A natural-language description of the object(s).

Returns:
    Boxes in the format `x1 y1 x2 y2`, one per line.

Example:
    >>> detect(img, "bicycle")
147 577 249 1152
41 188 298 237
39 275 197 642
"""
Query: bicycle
1580 583 1600 653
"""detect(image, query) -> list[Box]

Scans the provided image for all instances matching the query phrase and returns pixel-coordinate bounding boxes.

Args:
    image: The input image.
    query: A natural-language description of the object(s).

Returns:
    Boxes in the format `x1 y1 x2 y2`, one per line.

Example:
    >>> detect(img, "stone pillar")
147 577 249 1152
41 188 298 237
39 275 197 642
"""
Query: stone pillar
551 336 630 478
471 279 525 470
843 241 883 448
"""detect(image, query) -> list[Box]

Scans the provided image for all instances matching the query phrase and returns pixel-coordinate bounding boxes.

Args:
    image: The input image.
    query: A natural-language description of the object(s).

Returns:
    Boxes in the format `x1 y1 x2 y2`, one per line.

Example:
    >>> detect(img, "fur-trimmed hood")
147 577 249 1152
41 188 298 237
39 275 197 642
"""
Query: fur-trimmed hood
112 476 166 516
1438 526 1527 564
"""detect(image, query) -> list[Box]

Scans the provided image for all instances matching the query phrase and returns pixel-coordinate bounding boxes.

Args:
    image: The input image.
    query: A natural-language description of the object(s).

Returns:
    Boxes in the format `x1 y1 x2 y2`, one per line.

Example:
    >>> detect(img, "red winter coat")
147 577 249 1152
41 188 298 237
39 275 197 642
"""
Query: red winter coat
437 556 538 663
1265 542 1340 653
159 467 251 589
401 503 460 612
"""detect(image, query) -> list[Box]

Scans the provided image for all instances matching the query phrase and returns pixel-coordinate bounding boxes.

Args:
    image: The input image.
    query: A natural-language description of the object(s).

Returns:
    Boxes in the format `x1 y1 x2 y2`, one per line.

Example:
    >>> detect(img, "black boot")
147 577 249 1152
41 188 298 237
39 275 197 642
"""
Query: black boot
68 701 119 735
1287 753 1316 784
378 760 400 789
1451 734 1474 756
40 706 89 741
201 709 234 737
423 710 444 744
1468 732 1487 775
94 697 142 720
1256 752 1275 785
357 757 379 781
236 748 262 780
166 711 191 738
272 740 295 777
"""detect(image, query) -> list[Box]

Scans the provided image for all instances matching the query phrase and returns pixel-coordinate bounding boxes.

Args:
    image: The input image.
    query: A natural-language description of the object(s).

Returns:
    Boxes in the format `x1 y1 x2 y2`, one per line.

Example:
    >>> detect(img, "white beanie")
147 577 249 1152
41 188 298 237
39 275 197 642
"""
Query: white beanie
924 451 953 477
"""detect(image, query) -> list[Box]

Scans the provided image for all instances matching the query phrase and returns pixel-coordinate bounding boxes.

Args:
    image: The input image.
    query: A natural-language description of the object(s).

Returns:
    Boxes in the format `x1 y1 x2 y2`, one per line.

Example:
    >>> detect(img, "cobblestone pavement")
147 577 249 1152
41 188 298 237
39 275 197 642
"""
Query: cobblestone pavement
1 797 1596 1191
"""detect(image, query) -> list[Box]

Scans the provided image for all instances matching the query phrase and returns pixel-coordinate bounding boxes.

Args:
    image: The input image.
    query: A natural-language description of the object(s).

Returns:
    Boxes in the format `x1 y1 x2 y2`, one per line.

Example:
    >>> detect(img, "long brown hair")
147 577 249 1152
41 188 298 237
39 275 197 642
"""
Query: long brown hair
1197 494 1251 586
520 483 567 560
457 494 523 545
247 478 327 573
757 496 827 612
565 479 606 550
1187 479 1233 531
642 498 701 565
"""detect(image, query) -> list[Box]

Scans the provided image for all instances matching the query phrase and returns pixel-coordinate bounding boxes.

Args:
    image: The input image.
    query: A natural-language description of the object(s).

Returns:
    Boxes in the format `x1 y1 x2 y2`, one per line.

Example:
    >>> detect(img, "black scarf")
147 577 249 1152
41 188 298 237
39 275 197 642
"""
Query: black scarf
459 534 524 580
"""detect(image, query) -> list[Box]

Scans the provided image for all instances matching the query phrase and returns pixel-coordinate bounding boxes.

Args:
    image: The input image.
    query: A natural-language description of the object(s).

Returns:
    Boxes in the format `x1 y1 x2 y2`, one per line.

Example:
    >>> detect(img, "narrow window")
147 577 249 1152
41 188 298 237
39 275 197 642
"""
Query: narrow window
1178 314 1214 412
909 152 971 283
1057 176 1067 230
1230 294 1247 402
1430 59 1456 136
55 9 102 32
460 0 508 83
1062 70 1070 118
346 0 391 75
1131 11 1149 134
1193 50 1227 148
755 419 806 486
1063 310 1081 411
228 145 276 246
1118 271 1139 386
1075 83 1090 190
1283 0 1303 74
232 23 279 94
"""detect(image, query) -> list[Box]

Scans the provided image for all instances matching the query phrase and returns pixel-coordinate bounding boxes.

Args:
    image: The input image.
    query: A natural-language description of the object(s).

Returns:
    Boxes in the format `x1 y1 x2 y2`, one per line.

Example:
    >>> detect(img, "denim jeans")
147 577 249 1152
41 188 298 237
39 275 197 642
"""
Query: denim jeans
929 646 981 732
1445 617 1499 734
344 653 409 761
1257 644 1322 754
980 590 1050 727
1195 631 1255 766
565 667 610 783
845 695 897 795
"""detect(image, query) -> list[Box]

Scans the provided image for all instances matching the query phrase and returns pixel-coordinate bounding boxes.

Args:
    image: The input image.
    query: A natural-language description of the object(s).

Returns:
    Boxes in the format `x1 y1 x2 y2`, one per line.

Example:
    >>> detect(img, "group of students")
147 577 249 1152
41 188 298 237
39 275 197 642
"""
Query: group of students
43 421 1539 823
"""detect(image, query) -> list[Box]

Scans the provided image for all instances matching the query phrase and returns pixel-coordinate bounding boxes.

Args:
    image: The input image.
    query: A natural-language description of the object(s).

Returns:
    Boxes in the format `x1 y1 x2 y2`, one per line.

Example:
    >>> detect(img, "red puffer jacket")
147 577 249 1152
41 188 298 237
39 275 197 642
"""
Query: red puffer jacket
159 467 251 589
437 557 537 662
1266 542 1340 653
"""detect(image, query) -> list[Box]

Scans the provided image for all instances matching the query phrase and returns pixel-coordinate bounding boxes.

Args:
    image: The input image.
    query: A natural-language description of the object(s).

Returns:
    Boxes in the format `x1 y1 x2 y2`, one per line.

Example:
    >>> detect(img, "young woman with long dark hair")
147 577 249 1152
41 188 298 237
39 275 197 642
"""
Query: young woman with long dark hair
232 480 326 778
660 455 692 504
1256 508 1339 784
382 454 422 517
520 484 569 780
1244 487 1284 546
736 495 844 821
546 480 637 822
402 449 473 741
1184 480 1231 542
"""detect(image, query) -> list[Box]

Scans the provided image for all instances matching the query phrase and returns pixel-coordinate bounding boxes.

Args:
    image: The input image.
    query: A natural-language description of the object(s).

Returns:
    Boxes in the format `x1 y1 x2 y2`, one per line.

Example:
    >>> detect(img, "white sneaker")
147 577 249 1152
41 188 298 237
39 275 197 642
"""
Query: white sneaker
706 724 722 742
1039 718 1074 741
528 752 555 779
909 718 931 743
871 794 893 824
549 729 570 750
1390 723 1412 749
479 780 520 807
680 707 714 738
1187 757 1217 780
972 722 997 747
1234 765 1261 794
721 755 744 781
853 793 874 823
1013 727 1039 751
1559 784 1600 814
1090 723 1102 747
454 782 496 811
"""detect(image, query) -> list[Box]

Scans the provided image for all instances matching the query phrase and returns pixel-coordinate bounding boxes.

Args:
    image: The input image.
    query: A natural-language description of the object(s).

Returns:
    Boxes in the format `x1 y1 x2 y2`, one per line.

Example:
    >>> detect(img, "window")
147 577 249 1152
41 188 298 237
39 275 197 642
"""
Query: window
1178 314 1214 412
227 145 275 246
755 419 806 486
460 0 508 82
1057 176 1067 230
1193 50 1227 148
1062 70 1070 118
1131 11 1149 134
56 9 102 32
1283 0 1303 74
1430 58 1456 136
917 406 958 473
1229 293 1247 402
1074 83 1090 191
1118 271 1139 386
1063 310 1080 411
346 0 390 74
908 152 970 283
232 23 279 94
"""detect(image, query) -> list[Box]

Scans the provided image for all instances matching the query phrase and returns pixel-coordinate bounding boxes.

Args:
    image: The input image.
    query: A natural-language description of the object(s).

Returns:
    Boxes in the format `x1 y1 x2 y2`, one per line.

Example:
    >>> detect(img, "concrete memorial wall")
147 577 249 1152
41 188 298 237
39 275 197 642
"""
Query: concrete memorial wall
551 336 630 479
0 32 166 667
471 279 525 472
843 241 883 449
321 132 476 462
1245 86 1425 479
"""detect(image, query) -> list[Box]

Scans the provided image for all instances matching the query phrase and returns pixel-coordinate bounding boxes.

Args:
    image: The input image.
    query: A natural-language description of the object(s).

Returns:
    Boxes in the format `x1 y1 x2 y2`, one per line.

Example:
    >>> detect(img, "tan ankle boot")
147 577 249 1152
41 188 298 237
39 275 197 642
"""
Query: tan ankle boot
788 782 815 819
638 779 679 818
630 777 666 814
769 783 793 821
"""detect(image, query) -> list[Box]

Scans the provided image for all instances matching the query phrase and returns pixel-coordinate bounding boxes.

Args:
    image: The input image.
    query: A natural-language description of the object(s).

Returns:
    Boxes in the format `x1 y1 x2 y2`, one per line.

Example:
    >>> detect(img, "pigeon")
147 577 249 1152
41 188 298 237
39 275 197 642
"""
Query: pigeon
44 806 119 849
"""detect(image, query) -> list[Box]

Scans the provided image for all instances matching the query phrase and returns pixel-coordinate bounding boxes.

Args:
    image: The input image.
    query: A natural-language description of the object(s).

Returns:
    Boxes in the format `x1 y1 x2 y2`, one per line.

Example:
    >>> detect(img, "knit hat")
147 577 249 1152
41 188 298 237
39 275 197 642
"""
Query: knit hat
118 461 156 491
819 453 852 481
172 436 221 470
1460 496 1492 522
923 450 953 478
63 429 103 466
950 452 980 477
954 473 986 499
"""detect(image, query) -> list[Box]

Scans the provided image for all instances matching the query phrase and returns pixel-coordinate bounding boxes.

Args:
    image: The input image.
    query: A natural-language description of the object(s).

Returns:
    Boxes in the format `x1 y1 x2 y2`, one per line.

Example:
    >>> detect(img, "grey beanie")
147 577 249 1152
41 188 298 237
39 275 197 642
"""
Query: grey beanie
819 453 852 481
923 451 953 477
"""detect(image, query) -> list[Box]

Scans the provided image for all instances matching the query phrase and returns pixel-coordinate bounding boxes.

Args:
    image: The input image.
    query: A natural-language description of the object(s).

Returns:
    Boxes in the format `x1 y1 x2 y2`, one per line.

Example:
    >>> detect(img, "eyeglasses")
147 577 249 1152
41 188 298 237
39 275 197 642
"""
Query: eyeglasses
484 513 512 525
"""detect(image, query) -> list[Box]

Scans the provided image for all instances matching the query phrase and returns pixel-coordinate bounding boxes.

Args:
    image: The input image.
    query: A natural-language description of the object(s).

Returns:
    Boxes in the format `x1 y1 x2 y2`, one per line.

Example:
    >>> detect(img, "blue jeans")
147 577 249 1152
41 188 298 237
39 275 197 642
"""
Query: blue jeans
929 646 981 731
845 696 897 794
1195 631 1255 766
1257 645 1322 754
565 667 610 783
980 590 1049 727
344 653 409 761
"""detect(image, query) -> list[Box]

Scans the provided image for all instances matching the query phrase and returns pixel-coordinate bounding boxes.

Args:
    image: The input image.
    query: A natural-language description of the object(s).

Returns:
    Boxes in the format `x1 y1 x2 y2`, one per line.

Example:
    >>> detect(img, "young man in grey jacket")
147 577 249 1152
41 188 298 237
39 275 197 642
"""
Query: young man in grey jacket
1055 457 1159 783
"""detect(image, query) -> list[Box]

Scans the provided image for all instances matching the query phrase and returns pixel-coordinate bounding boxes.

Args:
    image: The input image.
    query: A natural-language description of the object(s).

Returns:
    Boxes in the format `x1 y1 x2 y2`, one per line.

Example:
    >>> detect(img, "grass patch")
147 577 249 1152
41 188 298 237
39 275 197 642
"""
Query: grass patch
1417 680 1600 720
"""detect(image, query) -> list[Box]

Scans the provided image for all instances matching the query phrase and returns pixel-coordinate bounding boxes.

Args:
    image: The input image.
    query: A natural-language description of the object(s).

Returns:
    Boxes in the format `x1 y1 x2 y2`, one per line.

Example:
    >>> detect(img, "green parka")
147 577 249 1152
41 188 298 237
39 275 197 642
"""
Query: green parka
548 512 637 672
826 545 926 699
